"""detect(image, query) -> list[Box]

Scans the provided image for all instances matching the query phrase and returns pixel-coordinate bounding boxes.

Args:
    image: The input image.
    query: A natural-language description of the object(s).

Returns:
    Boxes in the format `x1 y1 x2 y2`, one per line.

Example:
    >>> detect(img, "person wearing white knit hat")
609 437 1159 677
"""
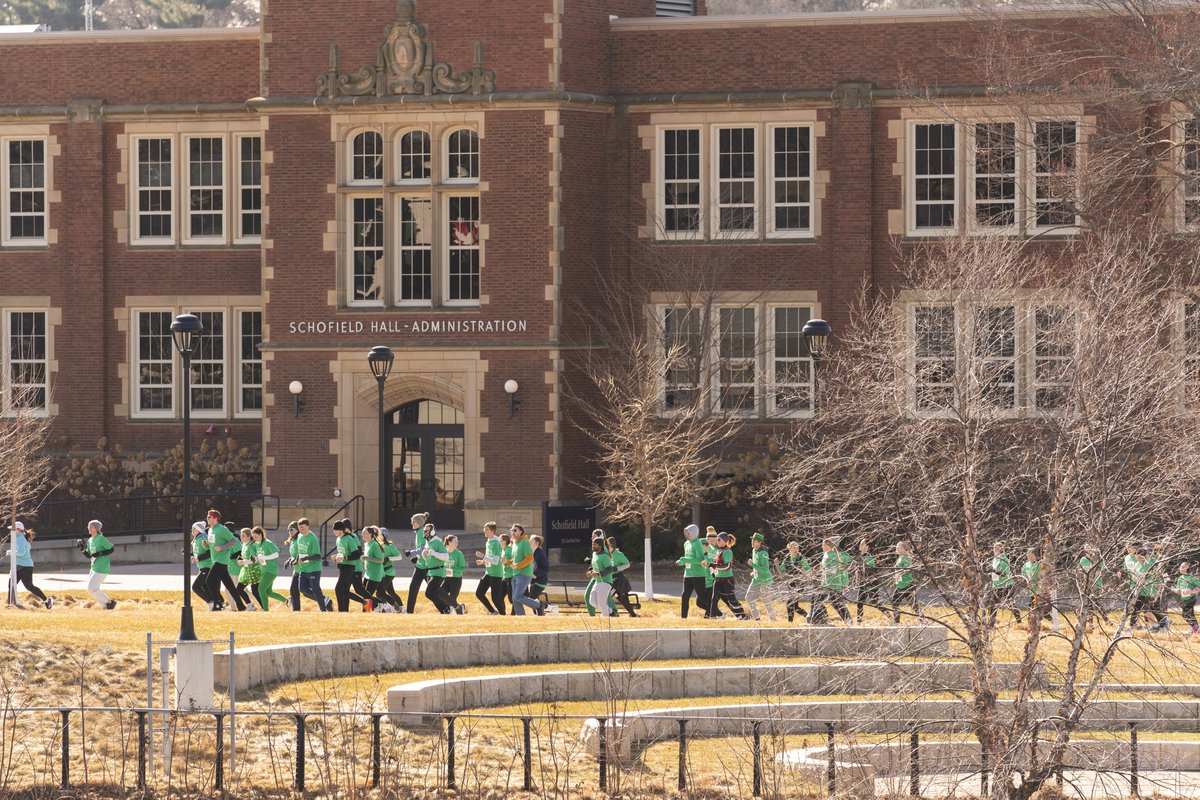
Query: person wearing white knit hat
676 524 708 619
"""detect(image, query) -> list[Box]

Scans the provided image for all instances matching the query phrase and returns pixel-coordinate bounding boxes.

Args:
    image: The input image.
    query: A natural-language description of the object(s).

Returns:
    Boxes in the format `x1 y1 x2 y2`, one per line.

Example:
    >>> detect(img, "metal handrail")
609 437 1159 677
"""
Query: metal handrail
318 494 365 562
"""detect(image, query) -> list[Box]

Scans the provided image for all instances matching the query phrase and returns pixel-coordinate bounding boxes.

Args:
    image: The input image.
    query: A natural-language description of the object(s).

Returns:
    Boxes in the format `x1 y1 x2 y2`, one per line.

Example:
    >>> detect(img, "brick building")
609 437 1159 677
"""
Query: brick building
0 1 1182 534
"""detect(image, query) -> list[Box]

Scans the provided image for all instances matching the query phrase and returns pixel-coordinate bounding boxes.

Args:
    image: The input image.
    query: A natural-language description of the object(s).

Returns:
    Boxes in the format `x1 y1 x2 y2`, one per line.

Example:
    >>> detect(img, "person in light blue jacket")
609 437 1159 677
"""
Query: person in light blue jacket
10 521 52 609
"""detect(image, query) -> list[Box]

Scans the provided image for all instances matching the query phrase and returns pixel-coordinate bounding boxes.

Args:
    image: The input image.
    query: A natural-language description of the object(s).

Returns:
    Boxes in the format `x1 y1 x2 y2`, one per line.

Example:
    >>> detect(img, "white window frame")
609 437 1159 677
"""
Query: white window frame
187 309 227 419
1 137 48 247
968 302 1021 416
1029 119 1081 236
234 133 263 245
444 192 481 308
347 193 386 308
395 193 434 308
1180 118 1200 233
133 309 176 419
235 308 263 419
182 135 227 246
443 127 480 186
711 126 759 240
766 304 815 418
131 136 176 246
712 305 759 416
908 303 959 416
765 125 815 240
657 126 706 240
658 304 706 414
348 128 385 187
3 309 49 417
907 121 960 237
396 127 433 187
967 121 1020 234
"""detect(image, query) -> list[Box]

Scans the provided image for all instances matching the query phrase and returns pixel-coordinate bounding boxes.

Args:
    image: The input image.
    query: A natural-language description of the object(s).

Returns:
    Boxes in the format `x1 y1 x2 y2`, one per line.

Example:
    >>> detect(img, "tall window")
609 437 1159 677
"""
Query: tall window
238 310 263 415
912 124 957 232
6 311 47 413
136 311 174 416
717 308 756 411
770 306 814 414
662 307 702 411
973 305 1017 409
1033 122 1078 230
1033 305 1072 410
1184 301 1200 406
657 122 814 240
973 123 1017 229
1184 120 1200 230
3 139 46 245
341 123 483 308
191 311 225 416
130 131 261 245
913 305 956 411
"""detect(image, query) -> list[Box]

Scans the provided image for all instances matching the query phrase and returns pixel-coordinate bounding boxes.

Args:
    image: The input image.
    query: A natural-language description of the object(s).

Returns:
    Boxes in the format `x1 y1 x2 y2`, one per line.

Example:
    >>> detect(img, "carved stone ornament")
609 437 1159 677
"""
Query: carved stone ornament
317 0 496 98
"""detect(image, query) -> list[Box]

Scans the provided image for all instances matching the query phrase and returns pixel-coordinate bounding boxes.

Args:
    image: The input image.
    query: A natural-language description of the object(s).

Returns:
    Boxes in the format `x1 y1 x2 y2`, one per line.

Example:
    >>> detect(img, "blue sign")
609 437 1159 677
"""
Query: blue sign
542 503 595 547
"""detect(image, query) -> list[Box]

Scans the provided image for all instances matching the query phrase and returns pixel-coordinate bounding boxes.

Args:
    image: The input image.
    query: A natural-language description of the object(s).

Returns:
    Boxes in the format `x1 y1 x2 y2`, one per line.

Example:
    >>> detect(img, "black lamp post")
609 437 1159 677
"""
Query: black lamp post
802 318 832 412
171 313 203 642
367 346 395 526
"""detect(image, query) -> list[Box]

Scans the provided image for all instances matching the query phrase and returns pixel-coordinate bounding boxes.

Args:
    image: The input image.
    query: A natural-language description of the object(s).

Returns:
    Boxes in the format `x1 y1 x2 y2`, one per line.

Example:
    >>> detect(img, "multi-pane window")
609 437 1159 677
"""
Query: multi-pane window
186 137 224 240
131 132 262 245
342 124 483 308
136 311 174 416
3 139 46 245
659 303 815 417
908 118 1080 235
6 311 47 413
658 123 814 240
1183 301 1200 406
770 306 813 413
913 305 956 411
973 305 1017 409
238 310 262 415
133 307 262 420
237 136 262 240
1183 120 1200 229
1033 305 1072 410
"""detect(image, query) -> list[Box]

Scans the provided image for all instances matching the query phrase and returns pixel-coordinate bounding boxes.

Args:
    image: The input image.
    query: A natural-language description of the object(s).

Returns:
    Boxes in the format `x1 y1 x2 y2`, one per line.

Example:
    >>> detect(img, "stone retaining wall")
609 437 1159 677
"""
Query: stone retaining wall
214 625 949 692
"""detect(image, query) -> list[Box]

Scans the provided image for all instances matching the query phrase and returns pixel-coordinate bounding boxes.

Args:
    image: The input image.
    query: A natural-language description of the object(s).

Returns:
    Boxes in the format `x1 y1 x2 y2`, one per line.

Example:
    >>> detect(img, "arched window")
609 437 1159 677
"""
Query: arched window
398 130 431 183
446 129 479 182
351 130 383 184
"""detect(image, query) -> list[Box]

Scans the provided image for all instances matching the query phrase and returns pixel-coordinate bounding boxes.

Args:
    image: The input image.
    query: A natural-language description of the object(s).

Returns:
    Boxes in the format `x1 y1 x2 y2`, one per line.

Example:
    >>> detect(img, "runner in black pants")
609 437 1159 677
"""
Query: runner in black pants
332 521 368 611
190 521 215 606
474 522 505 614
405 514 431 614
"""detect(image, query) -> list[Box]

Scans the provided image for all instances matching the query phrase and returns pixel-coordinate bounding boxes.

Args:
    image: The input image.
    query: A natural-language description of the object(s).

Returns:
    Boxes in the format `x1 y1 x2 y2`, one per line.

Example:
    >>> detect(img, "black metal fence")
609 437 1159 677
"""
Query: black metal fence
0 706 1182 799
25 493 281 539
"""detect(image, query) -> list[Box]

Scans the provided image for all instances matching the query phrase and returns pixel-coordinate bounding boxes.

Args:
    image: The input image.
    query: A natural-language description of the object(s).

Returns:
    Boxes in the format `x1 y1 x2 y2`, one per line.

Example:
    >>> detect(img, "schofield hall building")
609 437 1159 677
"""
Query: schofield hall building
0 1 1176 533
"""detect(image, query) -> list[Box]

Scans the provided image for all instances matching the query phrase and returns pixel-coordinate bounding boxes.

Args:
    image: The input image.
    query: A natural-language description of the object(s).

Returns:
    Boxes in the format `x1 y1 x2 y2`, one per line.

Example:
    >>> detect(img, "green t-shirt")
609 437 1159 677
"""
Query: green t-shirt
780 553 811 576
193 532 213 569
501 544 514 579
713 547 734 579
611 549 630 576
257 538 280 572
1136 559 1161 597
296 531 323 573
484 536 504 578
209 523 235 566
511 538 535 578
991 554 1013 589
383 543 399 577
751 548 774 586
413 527 430 570
335 534 360 569
1176 574 1200 597
448 550 466 578
363 538 385 582
86 533 113 574
895 555 914 590
288 537 300 571
240 540 258 566
425 536 448 578
1022 560 1041 594
704 543 720 586
677 538 708 578
823 549 849 590
591 551 614 584
1079 556 1105 590
351 533 364 573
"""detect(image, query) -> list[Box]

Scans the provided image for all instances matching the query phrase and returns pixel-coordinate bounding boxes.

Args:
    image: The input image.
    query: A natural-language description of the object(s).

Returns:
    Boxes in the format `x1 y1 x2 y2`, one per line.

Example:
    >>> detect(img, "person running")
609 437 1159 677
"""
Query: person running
989 542 1021 625
204 510 246 611
1079 543 1110 622
283 521 302 611
677 524 709 619
190 521 217 607
506 524 545 616
499 532 515 609
235 527 262 611
586 534 616 617
294 517 332 611
583 535 608 616
1021 547 1048 623
892 541 919 624
9 522 50 609
77 520 116 609
529 535 550 606
401 516 430 613
474 521 506 615
444 535 467 614
1174 561 1200 635
706 533 749 620
702 528 723 619
332 521 368 611
744 532 777 621
1123 544 1141 622
379 529 406 611
251 526 288 610
359 526 387 610
812 538 851 625
422 525 455 613
779 540 810 622
1132 548 1167 631
607 537 639 617
855 539 883 624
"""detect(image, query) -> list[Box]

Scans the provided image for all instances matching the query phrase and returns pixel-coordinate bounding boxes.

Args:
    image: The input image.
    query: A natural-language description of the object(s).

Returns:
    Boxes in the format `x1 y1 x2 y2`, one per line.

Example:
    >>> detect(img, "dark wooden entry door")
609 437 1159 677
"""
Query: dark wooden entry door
386 399 465 529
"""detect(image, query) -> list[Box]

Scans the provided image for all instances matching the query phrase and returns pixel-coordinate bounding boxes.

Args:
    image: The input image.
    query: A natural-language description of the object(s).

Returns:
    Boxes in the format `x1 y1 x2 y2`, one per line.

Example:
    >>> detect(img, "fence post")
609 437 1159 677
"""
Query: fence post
371 713 382 788
752 721 763 798
677 719 688 791
294 714 306 793
523 717 533 792
136 711 147 790
826 722 836 796
909 728 920 797
445 716 456 791
60 709 70 789
598 717 608 792
214 713 224 792
1129 722 1139 797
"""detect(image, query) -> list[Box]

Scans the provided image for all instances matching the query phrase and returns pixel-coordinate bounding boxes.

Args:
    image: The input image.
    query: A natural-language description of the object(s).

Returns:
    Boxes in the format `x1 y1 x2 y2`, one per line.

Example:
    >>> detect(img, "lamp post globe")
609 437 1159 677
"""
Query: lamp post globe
368 346 395 525
801 318 832 412
170 313 204 642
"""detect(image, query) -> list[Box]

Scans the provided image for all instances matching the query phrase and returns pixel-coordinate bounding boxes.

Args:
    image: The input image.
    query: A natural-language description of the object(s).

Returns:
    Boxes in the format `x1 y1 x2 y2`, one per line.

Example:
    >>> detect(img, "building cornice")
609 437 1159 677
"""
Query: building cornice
0 26 259 45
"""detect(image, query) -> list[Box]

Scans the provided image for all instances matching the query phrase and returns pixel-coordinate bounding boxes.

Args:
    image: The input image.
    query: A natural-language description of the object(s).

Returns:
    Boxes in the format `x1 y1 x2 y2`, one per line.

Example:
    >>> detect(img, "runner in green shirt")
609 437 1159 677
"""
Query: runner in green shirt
332 521 368 612
1134 550 1168 631
1174 562 1200 634
744 532 777 621
377 529 405 612
891 541 919 624
79 519 116 609
778 540 811 622
706 532 749 619
421 526 454 613
294 518 332 612
204 510 246 611
701 529 722 617
676 524 709 618
988 542 1021 624
191 521 214 608
443 534 467 614
1078 543 1111 621
404 514 431 614
812 538 851 624
359 526 387 610
251 526 288 610
607 539 637 616
474 522 506 615
586 535 616 617
235 527 262 610
506 525 545 616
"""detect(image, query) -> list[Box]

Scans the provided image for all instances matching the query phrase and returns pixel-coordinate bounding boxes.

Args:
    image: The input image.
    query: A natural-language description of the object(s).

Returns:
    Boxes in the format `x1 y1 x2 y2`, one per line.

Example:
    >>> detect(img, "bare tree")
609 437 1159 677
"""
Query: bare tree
0 386 53 607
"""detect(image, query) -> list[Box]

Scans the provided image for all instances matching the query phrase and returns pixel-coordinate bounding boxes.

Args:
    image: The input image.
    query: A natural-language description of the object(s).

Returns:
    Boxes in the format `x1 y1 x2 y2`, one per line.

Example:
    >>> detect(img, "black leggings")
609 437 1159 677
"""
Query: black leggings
193 567 213 604
289 572 301 610
786 587 808 621
612 574 637 616
424 575 453 613
811 590 850 624
444 577 463 608
476 574 500 613
406 567 429 614
15 566 47 602
1182 597 1198 629
856 585 882 622
1133 594 1166 626
377 575 403 607
708 577 746 618
206 563 246 610
987 584 1022 624
681 576 709 619
335 564 367 611
892 585 920 624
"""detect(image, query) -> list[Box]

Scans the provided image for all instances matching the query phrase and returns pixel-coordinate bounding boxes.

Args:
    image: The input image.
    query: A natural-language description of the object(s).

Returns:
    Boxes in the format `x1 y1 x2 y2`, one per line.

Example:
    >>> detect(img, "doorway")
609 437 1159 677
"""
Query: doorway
386 399 465 529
